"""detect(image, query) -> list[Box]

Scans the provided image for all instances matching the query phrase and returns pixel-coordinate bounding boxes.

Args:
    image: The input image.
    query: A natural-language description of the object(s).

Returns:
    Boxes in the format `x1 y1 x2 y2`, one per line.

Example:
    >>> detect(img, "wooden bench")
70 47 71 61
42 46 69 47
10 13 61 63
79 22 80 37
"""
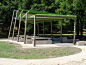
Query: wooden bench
19 36 39 42
76 41 86 46
27 37 52 44
63 39 79 43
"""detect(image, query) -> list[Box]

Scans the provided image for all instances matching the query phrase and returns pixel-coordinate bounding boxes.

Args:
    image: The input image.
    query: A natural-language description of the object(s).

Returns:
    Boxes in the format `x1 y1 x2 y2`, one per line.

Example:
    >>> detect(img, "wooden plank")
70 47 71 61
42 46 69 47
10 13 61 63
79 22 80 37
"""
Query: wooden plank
17 11 22 42
33 15 36 47
36 15 75 19
19 18 62 21
8 10 15 39
12 10 18 40
24 12 27 44
73 17 76 45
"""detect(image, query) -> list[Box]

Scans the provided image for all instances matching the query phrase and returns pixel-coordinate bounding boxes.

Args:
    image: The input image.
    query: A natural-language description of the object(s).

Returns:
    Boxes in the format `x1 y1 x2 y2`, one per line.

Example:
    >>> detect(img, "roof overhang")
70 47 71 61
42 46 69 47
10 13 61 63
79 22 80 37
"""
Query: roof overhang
16 9 76 23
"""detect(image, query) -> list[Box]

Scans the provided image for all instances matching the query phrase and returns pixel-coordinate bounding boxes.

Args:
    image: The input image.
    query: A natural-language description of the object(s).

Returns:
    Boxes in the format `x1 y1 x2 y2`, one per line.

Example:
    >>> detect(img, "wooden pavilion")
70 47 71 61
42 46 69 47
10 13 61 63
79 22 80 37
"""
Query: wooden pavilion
8 9 77 47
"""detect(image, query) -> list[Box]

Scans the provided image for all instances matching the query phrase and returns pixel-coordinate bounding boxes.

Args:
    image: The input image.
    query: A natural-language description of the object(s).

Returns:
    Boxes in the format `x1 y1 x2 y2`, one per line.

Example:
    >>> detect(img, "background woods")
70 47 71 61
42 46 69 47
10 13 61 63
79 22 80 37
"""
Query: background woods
0 0 86 39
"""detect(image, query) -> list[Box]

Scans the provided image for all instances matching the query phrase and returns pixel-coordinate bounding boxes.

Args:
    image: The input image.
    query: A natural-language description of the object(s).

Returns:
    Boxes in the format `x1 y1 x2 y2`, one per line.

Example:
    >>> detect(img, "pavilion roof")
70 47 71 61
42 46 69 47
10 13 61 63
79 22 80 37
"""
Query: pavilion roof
16 9 76 23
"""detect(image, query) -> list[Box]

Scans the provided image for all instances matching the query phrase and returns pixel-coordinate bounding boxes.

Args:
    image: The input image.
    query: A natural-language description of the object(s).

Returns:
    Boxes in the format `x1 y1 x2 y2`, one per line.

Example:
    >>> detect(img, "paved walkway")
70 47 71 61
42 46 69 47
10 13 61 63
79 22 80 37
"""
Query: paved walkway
0 39 86 65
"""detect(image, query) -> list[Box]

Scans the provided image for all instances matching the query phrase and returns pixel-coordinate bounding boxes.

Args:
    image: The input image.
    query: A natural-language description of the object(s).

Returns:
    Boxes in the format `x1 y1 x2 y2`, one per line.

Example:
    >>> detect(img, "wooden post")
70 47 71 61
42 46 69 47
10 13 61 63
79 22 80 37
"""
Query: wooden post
51 21 52 40
60 19 62 43
8 10 15 39
33 15 36 47
43 22 45 37
17 11 22 42
12 10 18 40
73 17 76 45
37 23 39 36
24 12 27 44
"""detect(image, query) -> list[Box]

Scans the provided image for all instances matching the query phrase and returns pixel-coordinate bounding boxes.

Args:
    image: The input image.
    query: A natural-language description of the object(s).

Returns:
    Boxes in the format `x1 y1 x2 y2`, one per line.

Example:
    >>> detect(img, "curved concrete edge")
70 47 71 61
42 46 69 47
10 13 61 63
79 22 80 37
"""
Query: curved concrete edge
0 39 86 65
0 39 60 48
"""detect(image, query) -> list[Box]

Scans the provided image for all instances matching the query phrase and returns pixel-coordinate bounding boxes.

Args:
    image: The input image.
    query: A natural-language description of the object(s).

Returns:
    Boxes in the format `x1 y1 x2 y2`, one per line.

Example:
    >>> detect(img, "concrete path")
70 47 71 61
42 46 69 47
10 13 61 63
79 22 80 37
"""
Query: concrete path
0 39 86 65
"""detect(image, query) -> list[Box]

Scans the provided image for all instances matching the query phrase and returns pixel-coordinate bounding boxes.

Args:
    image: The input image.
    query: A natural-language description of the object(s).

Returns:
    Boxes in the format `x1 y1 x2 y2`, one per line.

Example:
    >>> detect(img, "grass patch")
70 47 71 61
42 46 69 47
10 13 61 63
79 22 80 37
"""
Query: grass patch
38 33 86 37
37 34 74 37
0 42 82 59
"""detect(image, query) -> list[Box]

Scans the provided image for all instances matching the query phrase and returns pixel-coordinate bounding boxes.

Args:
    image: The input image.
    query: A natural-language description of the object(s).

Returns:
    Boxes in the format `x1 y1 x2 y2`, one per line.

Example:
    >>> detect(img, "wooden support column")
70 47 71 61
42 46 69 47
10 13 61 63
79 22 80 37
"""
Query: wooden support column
17 11 22 42
8 10 15 39
73 17 76 45
43 22 45 37
60 19 62 43
37 23 39 36
51 21 52 40
12 10 18 40
24 12 27 44
33 15 36 47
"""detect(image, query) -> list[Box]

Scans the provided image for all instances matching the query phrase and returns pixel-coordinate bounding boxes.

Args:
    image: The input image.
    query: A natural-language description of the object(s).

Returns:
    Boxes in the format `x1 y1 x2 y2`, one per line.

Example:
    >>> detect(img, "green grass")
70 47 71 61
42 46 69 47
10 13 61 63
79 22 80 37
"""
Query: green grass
39 33 86 36
34 33 73 36
0 42 82 59
38 34 74 37
38 33 86 36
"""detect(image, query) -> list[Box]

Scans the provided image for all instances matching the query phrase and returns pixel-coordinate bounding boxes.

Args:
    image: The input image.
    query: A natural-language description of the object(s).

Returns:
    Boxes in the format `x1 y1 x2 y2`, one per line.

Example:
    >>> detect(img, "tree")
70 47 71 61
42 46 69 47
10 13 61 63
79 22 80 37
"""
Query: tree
72 0 86 36
55 0 86 36
0 0 86 37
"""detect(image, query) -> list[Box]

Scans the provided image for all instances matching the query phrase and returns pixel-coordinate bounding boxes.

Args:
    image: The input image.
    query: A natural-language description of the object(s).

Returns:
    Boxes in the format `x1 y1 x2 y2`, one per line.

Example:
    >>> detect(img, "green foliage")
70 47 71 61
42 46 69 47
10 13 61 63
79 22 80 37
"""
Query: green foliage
0 0 86 36
26 23 33 33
